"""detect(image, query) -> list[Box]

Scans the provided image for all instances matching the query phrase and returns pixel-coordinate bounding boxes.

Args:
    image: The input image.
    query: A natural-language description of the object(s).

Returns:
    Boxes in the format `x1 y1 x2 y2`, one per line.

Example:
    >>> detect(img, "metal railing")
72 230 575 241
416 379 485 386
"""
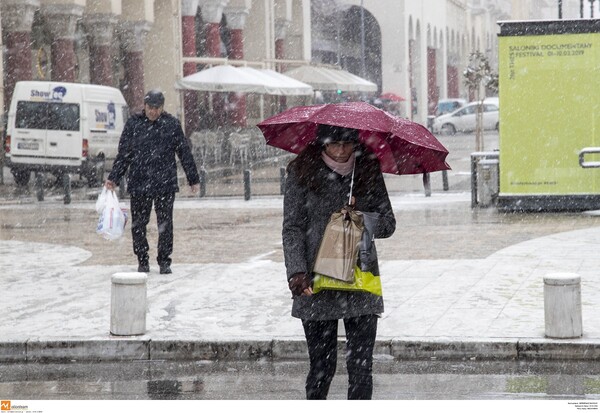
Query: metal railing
579 147 600 168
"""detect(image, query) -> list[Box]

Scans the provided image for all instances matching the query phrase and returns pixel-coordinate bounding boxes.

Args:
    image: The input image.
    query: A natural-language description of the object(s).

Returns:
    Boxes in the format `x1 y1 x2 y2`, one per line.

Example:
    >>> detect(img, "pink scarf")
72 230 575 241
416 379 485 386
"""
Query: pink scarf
321 152 355 176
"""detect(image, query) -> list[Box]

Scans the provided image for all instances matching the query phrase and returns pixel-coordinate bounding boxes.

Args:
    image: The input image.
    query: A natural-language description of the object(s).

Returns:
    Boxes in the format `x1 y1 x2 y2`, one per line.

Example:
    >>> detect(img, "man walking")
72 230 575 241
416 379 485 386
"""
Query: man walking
105 89 200 274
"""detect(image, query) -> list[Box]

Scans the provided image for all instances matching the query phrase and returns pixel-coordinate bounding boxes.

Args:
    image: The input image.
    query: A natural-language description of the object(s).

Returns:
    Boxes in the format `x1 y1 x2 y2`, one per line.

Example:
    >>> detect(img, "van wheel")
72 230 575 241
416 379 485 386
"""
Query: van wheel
11 169 31 187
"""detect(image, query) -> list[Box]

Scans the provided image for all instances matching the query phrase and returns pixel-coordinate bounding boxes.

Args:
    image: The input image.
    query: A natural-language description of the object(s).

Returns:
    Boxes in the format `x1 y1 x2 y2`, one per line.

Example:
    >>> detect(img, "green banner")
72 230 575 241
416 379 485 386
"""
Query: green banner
499 32 600 195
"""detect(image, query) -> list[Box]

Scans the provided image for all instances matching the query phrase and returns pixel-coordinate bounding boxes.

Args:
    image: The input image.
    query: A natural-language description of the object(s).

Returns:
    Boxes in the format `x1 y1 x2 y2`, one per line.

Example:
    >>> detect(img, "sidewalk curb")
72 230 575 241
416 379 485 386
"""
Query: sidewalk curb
3 338 600 363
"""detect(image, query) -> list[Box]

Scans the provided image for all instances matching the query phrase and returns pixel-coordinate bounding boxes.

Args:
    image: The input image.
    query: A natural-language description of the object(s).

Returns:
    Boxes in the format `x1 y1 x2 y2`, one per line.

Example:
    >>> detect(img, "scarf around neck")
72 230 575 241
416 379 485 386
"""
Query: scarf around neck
321 152 355 176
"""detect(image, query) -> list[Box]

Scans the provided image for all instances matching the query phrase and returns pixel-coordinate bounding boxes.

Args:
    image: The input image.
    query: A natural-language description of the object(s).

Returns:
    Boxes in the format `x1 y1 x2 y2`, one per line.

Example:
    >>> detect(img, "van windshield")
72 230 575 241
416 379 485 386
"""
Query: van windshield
16 101 80 131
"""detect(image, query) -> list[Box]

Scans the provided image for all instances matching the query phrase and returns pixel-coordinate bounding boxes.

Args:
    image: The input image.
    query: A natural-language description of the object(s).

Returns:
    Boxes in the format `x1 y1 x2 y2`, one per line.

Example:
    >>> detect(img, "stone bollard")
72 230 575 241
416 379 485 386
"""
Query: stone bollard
544 273 582 339
110 272 147 336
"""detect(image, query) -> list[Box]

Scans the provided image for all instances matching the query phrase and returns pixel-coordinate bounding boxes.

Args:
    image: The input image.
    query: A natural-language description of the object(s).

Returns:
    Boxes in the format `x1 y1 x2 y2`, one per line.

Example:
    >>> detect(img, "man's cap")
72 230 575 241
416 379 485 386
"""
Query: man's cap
144 89 165 107
316 124 360 145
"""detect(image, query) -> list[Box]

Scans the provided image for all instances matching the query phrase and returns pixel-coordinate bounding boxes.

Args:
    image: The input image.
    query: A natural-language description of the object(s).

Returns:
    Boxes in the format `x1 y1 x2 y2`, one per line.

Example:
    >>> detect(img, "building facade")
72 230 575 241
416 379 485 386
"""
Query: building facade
0 0 586 133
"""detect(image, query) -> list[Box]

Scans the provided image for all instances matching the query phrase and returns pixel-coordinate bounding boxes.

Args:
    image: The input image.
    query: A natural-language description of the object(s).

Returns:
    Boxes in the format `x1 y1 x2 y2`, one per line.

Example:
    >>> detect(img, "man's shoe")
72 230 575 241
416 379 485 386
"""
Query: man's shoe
138 264 150 273
159 264 172 274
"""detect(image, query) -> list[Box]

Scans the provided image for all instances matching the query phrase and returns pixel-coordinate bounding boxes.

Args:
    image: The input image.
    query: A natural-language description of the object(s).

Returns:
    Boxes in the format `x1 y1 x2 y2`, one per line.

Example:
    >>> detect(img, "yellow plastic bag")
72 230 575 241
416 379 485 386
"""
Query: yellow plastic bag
312 265 382 296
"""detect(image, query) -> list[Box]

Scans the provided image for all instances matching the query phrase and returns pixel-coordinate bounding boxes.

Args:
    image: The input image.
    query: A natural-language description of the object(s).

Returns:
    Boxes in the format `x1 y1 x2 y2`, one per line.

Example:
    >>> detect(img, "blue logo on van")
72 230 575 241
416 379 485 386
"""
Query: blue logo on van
107 102 116 129
95 102 116 130
30 86 67 101
52 86 67 100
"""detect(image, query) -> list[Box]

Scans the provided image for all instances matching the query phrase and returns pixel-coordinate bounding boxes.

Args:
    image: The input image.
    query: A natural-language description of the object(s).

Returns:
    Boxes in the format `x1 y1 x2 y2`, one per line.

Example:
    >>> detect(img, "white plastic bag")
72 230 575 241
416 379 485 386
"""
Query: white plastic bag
96 189 128 240
95 187 108 214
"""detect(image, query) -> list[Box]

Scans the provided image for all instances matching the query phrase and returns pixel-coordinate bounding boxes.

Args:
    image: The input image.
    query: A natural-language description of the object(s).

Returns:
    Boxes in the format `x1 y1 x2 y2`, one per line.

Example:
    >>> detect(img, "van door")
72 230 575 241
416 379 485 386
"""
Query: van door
12 101 48 159
45 101 81 166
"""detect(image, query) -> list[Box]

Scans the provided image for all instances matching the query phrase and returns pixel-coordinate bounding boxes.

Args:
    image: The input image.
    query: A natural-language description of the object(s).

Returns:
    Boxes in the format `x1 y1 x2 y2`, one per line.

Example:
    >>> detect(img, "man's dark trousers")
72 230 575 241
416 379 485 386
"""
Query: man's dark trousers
130 193 175 267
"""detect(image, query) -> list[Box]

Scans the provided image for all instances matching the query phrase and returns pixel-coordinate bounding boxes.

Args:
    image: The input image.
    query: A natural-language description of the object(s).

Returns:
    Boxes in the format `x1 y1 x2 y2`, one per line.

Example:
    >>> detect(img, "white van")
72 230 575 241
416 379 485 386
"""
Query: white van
4 81 128 187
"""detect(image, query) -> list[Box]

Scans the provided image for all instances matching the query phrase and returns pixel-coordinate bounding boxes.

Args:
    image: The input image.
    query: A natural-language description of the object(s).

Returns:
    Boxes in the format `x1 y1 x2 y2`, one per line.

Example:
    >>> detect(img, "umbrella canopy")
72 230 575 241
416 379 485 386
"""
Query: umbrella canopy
257 102 450 175
176 65 266 93
175 65 313 95
380 92 405 102
237 67 313 96
283 66 377 92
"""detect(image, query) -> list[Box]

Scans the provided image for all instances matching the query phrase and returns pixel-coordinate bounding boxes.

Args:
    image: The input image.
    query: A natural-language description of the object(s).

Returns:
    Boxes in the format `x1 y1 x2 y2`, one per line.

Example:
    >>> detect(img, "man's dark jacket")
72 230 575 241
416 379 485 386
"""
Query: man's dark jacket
108 111 200 196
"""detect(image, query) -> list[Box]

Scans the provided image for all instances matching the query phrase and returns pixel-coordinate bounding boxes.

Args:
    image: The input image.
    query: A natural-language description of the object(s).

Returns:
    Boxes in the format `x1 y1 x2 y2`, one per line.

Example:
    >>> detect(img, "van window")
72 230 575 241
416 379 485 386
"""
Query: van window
16 101 80 131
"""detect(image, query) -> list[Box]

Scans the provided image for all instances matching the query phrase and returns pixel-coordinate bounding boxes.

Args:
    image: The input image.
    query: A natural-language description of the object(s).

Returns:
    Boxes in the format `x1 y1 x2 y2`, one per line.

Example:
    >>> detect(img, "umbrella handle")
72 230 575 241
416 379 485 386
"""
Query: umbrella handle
348 158 355 205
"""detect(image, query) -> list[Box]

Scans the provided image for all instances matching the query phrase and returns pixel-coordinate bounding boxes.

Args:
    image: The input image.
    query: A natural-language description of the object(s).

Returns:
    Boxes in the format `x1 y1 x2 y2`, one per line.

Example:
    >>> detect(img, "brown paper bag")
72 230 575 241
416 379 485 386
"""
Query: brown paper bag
313 209 364 283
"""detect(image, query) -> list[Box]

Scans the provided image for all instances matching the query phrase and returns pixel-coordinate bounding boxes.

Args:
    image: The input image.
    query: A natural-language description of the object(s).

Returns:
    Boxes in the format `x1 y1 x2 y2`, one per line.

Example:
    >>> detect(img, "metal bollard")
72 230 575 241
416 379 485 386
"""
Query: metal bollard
35 172 44 201
244 169 251 201
62 173 71 205
199 168 207 198
544 273 582 339
110 272 147 336
442 170 449 191
422 173 431 197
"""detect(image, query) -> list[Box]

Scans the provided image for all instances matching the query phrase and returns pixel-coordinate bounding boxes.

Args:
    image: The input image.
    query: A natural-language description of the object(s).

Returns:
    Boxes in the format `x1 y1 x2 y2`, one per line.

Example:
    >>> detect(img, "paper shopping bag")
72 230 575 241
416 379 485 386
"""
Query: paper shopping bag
313 209 364 283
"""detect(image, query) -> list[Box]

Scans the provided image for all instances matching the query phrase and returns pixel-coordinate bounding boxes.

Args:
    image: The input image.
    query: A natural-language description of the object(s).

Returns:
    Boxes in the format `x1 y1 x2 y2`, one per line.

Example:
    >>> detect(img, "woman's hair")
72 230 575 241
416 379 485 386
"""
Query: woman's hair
316 124 359 145
287 139 381 197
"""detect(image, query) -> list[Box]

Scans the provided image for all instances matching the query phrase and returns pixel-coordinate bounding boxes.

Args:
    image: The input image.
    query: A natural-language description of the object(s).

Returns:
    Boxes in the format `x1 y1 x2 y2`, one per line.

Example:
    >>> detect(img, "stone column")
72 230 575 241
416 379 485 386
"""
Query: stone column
85 13 117 86
42 4 84 83
274 19 290 72
201 1 225 57
182 0 200 135
225 8 249 127
120 20 151 112
1 0 39 109
201 2 226 126
274 18 290 111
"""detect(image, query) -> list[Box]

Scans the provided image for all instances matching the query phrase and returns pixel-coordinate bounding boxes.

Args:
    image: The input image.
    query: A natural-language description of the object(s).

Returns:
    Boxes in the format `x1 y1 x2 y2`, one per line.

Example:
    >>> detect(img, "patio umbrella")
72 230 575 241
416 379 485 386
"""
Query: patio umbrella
283 65 377 92
237 67 314 96
176 65 267 93
176 65 313 95
257 101 450 175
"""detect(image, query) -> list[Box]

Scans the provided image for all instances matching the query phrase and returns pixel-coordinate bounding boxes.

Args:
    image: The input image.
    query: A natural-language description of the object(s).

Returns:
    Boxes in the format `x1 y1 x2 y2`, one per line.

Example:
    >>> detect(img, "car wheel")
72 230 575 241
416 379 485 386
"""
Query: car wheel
11 169 31 187
441 123 456 136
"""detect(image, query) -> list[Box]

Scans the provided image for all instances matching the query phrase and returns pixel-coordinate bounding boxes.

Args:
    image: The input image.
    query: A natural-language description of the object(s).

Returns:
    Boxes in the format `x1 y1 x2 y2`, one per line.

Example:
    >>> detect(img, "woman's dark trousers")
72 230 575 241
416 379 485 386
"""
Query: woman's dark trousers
130 193 175 267
302 314 378 400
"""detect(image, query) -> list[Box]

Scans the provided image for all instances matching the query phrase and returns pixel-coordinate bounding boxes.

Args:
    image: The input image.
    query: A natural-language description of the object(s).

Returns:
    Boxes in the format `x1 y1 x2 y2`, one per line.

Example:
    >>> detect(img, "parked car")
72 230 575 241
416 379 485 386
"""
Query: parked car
432 101 499 135
483 96 499 105
427 98 466 130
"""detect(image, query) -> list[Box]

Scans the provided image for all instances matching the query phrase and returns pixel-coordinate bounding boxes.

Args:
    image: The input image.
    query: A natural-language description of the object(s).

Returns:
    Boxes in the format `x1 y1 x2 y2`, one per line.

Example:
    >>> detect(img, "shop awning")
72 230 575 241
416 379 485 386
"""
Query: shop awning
175 65 313 96
283 65 377 92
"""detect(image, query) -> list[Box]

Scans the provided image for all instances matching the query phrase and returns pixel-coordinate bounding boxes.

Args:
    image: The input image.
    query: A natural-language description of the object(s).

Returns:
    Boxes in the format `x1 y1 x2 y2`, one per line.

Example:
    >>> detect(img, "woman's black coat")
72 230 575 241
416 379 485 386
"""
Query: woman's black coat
282 153 396 320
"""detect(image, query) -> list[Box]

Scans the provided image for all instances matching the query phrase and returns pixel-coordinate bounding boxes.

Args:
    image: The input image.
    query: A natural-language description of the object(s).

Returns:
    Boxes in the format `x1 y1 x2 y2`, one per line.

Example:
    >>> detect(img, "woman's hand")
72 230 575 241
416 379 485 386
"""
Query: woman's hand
288 273 313 298
341 198 356 218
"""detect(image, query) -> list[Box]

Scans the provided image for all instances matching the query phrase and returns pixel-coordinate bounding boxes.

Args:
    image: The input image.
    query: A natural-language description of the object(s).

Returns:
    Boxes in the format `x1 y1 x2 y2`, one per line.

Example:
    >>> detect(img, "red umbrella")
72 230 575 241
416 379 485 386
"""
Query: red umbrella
380 92 405 102
257 101 450 175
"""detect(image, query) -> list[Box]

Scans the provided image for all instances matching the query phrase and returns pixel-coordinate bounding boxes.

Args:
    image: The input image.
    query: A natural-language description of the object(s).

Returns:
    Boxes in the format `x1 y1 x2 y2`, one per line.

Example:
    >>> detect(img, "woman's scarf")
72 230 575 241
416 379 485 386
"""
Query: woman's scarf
321 152 355 176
